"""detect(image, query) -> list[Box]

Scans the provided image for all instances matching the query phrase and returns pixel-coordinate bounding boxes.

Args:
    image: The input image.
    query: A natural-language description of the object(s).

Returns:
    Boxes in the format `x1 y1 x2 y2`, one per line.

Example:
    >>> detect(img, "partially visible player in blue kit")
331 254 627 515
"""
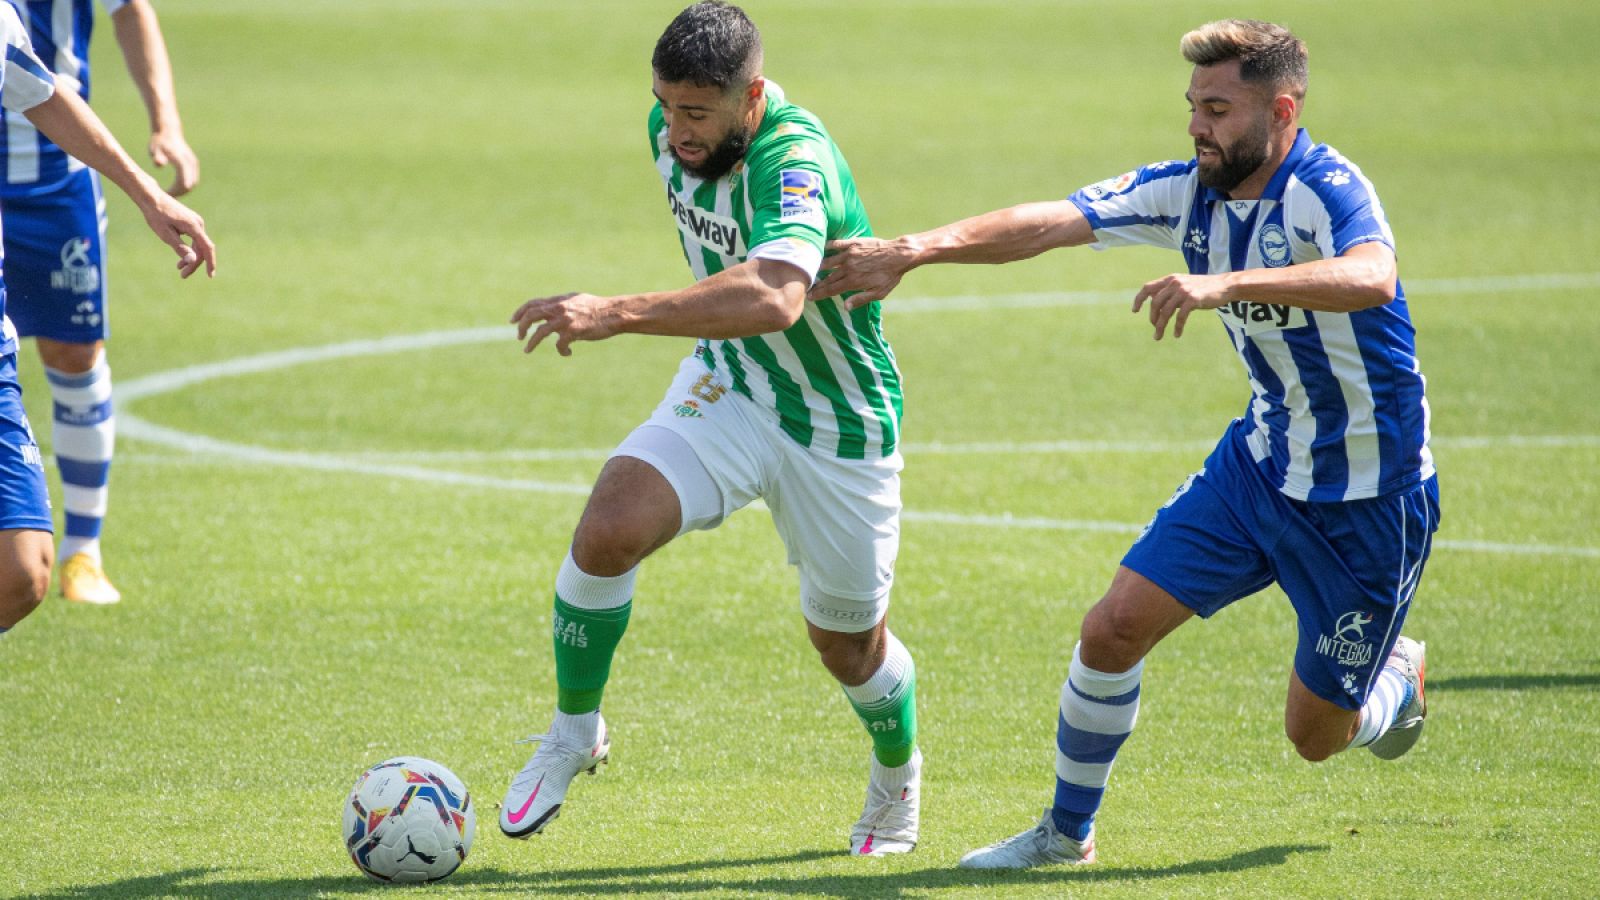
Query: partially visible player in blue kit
1 0 200 605
0 1 212 638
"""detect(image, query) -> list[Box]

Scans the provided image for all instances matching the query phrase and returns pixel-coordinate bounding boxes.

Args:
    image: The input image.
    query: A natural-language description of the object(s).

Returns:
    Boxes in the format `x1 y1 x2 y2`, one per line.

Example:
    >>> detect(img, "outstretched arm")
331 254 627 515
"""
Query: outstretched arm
23 87 215 277
511 258 809 356
112 0 198 196
808 199 1096 308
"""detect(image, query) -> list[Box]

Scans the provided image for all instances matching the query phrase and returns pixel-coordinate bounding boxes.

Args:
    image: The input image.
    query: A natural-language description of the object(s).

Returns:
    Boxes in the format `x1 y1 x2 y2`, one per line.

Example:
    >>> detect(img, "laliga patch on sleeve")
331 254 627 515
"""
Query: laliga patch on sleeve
780 169 824 222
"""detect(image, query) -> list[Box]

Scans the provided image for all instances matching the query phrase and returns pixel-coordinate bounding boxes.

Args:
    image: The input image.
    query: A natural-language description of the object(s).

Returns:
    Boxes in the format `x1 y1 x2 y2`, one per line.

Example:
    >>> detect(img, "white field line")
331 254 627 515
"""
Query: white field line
115 272 1600 560
314 433 1600 463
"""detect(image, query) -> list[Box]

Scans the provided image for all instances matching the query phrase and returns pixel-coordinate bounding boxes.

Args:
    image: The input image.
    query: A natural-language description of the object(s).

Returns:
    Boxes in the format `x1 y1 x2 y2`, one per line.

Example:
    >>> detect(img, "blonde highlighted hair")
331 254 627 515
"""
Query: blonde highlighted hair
1181 19 1307 99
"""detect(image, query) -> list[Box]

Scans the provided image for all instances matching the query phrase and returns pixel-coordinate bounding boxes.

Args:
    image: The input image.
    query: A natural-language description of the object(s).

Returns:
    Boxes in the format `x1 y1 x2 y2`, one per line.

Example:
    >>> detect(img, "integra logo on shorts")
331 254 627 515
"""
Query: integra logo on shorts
51 237 100 295
667 188 744 257
1316 611 1374 668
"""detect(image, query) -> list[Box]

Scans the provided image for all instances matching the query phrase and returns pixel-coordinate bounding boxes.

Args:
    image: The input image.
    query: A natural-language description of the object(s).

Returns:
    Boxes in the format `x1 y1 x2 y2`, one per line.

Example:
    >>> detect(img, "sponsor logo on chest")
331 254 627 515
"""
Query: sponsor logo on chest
1216 299 1307 335
667 187 745 257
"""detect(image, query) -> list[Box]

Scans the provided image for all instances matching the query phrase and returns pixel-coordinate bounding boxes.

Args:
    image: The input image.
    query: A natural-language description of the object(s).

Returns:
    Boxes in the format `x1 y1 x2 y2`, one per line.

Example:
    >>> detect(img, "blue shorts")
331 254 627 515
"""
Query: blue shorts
2 168 109 344
0 352 53 532
1122 421 1441 711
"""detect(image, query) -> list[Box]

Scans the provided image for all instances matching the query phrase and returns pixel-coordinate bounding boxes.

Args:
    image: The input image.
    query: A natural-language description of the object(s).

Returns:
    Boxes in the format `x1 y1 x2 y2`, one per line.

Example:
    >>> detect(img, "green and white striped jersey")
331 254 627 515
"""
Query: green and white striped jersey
649 82 902 460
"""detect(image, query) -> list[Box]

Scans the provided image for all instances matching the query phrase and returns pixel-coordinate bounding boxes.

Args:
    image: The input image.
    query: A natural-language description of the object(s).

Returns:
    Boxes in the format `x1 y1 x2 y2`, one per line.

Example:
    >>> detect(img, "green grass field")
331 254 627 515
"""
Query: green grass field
3 1 1598 896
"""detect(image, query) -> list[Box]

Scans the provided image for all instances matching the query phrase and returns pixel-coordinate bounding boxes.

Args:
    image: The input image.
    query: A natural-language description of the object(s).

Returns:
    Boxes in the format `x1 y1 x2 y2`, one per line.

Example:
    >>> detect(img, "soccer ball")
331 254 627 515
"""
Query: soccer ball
343 756 476 883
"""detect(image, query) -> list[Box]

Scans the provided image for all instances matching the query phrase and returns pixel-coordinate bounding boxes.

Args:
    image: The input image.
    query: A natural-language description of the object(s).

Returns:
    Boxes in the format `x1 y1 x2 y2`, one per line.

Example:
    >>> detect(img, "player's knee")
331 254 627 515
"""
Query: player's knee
0 558 51 626
570 512 662 576
1285 722 1343 763
810 627 881 685
1079 601 1154 672
37 340 101 374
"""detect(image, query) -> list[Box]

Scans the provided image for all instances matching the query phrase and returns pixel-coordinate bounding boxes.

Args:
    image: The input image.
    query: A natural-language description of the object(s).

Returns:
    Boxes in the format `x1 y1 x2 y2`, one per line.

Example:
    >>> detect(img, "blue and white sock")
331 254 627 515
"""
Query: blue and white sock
46 358 114 562
1052 642 1142 841
1349 664 1413 748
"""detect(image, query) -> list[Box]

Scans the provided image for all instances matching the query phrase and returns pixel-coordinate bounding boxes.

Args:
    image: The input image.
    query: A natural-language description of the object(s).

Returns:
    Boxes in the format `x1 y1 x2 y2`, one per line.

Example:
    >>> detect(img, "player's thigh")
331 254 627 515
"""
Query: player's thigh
1119 462 1276 625
768 447 901 634
1277 476 1441 712
583 358 776 567
2 171 109 344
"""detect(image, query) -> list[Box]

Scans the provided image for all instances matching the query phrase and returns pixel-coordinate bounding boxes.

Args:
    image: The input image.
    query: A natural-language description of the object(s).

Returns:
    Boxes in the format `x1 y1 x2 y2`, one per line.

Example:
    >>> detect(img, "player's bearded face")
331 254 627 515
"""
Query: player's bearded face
1195 111 1272 193
656 77 759 181
675 121 753 180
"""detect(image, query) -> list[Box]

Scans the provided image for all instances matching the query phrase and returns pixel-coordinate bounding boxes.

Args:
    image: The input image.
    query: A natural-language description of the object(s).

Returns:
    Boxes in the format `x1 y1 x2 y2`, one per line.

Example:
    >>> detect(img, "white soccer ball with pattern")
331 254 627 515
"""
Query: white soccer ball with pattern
343 756 475 883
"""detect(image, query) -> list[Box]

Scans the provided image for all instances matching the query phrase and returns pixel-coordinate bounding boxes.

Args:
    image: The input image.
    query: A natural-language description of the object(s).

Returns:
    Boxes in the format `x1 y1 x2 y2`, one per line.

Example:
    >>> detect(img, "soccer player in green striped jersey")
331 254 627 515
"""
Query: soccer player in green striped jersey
500 2 919 856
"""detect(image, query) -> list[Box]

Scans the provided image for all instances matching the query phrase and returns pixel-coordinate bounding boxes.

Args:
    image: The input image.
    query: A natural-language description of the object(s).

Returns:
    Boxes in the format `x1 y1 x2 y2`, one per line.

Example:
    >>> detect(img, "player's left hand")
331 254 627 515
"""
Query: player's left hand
139 190 215 278
150 128 199 197
511 292 618 356
1133 273 1230 340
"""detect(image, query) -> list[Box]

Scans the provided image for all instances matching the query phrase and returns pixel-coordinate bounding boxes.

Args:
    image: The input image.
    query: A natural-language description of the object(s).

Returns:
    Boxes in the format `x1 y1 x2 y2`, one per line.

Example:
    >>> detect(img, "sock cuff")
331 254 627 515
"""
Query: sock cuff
45 359 112 406
552 709 601 745
1069 642 1144 698
843 630 914 707
555 550 636 610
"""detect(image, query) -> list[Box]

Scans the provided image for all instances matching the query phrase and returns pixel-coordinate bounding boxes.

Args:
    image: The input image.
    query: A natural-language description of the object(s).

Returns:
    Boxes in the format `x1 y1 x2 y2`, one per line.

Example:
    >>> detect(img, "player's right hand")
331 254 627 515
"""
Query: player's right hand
809 237 914 309
511 292 619 356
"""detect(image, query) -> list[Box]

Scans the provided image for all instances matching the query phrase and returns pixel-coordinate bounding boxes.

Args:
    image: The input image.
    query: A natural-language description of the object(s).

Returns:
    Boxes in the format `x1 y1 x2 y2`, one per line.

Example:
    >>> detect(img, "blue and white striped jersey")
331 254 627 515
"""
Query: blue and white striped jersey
1069 129 1433 502
0 0 124 197
0 1 56 355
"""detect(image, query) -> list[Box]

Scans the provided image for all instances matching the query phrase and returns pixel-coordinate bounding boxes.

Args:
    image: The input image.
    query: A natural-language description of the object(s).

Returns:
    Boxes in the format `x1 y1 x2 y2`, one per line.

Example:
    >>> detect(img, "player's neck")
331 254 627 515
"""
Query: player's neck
1223 132 1297 201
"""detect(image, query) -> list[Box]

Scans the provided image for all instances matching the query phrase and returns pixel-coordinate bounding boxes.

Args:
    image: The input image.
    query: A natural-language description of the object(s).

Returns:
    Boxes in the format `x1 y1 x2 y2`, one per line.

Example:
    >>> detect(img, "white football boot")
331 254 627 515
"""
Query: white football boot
499 713 609 838
959 809 1097 869
850 749 921 856
1369 636 1427 760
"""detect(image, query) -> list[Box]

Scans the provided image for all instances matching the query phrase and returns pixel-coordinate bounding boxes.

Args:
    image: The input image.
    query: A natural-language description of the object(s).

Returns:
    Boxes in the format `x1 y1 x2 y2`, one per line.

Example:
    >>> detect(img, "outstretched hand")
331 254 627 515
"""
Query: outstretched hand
1132 272 1229 340
808 237 915 310
510 292 618 356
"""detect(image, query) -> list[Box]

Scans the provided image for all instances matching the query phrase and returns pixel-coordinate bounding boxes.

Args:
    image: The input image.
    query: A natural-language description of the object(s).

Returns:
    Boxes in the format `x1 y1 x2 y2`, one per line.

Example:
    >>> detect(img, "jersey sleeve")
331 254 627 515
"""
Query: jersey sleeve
0 5 56 114
99 0 131 15
743 132 831 281
1067 162 1192 251
1298 156 1396 258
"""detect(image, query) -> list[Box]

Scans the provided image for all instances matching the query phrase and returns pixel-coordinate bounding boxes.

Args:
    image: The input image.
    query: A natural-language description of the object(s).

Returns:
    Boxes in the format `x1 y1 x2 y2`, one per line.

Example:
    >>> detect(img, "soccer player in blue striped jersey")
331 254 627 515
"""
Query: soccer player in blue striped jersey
1 0 200 606
0 1 212 639
499 2 919 856
814 19 1437 868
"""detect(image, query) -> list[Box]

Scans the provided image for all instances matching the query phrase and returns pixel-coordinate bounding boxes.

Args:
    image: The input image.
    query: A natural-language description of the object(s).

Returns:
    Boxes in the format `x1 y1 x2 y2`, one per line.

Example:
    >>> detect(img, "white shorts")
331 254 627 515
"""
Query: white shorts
613 356 902 632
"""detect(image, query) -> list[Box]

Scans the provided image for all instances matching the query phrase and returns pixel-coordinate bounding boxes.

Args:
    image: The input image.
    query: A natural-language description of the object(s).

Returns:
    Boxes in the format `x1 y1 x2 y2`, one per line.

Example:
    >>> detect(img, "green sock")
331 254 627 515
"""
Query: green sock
846 665 918 768
552 594 631 714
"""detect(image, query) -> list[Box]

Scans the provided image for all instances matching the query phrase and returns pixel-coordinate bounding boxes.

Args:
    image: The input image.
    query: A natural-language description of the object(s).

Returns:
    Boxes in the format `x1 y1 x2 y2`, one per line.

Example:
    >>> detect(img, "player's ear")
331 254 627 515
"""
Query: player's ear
746 77 765 104
1271 93 1298 129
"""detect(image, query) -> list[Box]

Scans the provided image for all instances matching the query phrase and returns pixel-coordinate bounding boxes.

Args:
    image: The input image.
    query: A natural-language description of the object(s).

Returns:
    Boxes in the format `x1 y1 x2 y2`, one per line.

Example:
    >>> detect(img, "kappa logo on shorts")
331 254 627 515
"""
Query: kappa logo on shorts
1317 611 1375 668
51 237 101 297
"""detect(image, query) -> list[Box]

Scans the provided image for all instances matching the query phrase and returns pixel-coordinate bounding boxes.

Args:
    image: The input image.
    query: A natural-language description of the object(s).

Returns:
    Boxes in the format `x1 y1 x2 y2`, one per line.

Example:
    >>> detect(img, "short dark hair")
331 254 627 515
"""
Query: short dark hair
652 1 763 92
1181 19 1308 100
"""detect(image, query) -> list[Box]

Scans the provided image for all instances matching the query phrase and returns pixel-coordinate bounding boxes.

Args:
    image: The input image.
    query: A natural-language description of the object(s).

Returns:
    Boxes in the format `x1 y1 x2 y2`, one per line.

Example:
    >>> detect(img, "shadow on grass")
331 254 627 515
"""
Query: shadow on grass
26 843 1327 898
1432 672 1600 692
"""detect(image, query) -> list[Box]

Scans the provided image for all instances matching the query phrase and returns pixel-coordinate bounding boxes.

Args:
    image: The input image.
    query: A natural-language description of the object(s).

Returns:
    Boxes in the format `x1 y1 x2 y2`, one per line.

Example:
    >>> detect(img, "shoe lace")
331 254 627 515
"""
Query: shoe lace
859 780 916 834
508 732 584 791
